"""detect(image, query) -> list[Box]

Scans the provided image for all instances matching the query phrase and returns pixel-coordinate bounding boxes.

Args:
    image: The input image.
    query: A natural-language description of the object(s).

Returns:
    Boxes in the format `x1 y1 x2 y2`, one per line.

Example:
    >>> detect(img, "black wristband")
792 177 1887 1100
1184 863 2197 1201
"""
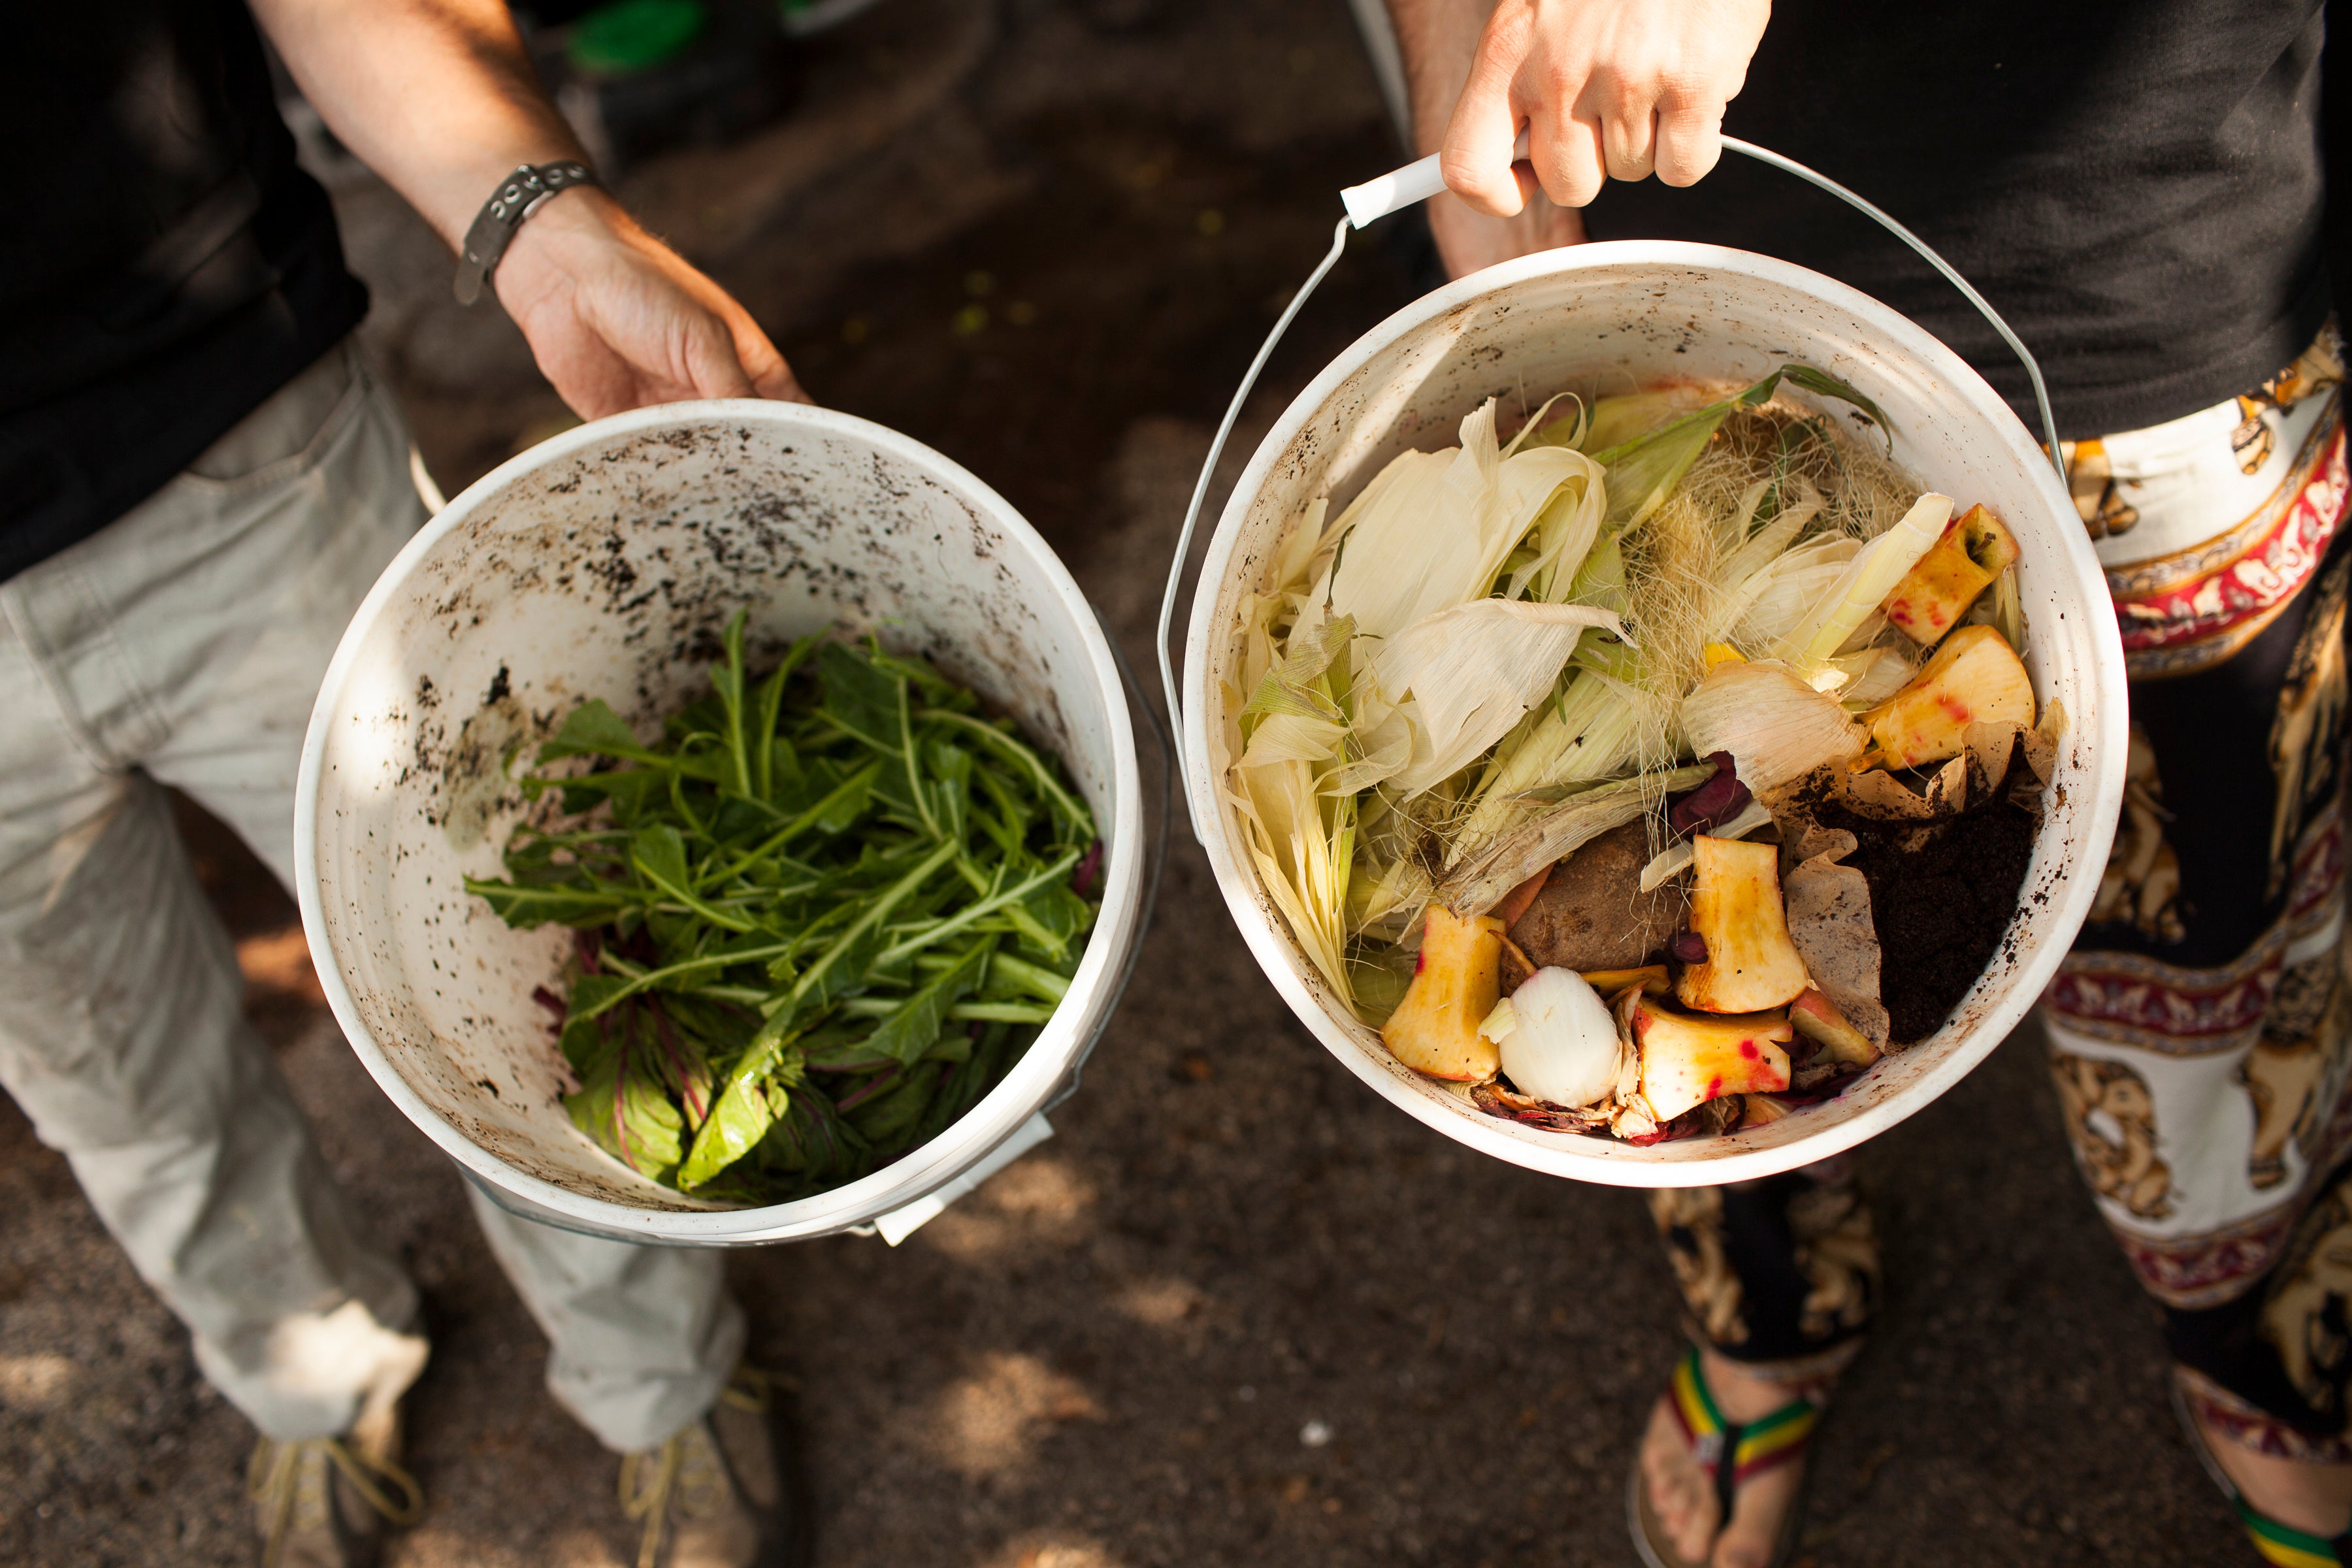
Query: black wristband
453 161 600 306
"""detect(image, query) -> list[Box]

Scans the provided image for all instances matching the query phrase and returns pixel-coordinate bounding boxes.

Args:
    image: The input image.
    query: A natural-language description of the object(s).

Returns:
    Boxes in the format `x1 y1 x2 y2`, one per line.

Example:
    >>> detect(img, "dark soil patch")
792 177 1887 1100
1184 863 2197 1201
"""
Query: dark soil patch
776 108 1429 563
1808 758 2039 1043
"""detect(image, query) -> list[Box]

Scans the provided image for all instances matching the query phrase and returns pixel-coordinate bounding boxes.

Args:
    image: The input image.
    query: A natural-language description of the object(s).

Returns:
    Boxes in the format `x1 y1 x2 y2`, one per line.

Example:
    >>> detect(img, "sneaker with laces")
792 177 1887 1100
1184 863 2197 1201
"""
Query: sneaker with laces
248 1420 423 1568
620 1365 811 1568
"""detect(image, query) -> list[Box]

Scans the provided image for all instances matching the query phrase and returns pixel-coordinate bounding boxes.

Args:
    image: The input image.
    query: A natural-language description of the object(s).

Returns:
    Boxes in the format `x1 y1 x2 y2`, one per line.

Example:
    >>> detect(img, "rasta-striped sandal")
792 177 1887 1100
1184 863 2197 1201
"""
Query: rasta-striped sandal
2173 1377 2352 1567
1627 1346 1820 1568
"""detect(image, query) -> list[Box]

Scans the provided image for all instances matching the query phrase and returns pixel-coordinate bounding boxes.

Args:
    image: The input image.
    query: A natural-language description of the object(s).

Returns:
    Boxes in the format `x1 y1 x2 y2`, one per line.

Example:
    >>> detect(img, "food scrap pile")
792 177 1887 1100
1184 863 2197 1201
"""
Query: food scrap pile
1221 368 2061 1143
468 615 1099 1203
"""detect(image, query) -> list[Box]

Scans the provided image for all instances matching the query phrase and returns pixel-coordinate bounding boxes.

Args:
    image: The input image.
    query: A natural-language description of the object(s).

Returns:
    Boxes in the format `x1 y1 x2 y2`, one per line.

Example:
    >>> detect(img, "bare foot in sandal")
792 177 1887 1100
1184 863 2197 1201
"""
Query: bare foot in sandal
1637 1347 1822 1568
2193 1407 2352 1539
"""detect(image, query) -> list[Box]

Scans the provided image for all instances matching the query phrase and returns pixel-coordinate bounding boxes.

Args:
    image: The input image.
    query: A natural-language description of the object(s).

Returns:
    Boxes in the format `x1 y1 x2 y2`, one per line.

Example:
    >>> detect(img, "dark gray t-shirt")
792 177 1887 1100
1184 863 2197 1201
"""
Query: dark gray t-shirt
1580 0 2332 437
1 2 367 581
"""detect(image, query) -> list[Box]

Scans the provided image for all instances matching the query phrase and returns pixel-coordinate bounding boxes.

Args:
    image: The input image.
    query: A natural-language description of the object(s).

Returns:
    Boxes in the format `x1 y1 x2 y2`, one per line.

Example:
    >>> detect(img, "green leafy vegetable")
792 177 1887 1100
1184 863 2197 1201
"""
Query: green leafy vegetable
468 616 1098 1203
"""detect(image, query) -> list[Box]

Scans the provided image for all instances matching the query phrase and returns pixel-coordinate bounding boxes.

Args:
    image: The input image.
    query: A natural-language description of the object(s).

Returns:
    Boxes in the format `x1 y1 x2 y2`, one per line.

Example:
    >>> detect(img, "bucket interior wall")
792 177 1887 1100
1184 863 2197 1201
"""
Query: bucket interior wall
1187 246 2124 1184
306 411 1137 1228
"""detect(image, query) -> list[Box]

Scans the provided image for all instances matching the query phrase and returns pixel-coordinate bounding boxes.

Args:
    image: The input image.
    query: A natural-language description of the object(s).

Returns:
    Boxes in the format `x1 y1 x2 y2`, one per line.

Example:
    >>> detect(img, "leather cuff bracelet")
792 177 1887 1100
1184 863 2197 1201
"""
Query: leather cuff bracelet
453 161 600 306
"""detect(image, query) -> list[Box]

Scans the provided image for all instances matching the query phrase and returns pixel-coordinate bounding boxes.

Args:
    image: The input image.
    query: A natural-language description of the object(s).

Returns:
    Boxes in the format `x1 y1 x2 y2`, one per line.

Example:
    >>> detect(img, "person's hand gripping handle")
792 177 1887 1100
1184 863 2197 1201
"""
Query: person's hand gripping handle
1440 0 1771 216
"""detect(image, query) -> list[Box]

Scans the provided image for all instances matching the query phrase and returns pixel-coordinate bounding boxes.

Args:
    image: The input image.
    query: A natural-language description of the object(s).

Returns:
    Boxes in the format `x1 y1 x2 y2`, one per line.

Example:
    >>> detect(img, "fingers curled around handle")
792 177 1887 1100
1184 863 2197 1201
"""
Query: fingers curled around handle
1441 69 1536 216
1593 73 1659 184
1526 105 1607 211
1652 82 1727 188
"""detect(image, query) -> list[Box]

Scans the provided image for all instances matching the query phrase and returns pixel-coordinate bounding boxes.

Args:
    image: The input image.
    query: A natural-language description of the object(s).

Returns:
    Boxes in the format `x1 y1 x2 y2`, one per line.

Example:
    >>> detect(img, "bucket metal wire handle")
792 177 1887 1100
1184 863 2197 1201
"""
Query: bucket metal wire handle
1154 137 2068 840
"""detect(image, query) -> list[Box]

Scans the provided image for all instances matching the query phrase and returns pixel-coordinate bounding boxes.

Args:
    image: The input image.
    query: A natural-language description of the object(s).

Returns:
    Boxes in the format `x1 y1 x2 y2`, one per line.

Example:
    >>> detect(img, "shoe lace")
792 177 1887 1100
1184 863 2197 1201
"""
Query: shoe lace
619 1435 683 1568
721 1364 776 1414
248 1435 425 1568
619 1364 781 1568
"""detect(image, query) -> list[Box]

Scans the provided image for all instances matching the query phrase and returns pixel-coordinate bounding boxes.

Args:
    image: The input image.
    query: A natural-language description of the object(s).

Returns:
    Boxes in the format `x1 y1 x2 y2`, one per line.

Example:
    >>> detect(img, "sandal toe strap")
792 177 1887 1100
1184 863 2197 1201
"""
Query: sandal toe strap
2240 1500 2352 1567
1667 1347 1820 1526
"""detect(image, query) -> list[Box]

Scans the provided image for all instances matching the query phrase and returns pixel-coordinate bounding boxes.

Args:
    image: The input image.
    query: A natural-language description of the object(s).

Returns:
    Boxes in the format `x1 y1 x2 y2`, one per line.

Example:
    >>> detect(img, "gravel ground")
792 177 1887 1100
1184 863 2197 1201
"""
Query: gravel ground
1 2 2246 1564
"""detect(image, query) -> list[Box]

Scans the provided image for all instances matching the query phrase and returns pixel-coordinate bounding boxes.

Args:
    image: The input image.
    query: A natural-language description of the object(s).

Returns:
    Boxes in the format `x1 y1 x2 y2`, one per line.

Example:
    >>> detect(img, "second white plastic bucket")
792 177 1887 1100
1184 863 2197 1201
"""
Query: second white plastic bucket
1181 242 2127 1186
298 400 1145 1244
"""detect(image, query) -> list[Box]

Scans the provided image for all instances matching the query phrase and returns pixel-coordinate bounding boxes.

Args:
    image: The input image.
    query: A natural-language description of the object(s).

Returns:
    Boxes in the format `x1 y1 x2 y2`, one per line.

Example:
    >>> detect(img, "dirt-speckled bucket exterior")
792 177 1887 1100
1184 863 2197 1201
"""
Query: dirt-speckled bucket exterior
1182 242 2127 1186
297 400 1143 1243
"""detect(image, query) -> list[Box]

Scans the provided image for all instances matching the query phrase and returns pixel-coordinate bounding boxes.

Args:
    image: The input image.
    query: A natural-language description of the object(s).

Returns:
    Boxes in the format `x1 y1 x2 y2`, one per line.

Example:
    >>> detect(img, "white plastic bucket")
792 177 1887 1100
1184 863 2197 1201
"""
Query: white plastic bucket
1181 242 2128 1186
297 400 1145 1243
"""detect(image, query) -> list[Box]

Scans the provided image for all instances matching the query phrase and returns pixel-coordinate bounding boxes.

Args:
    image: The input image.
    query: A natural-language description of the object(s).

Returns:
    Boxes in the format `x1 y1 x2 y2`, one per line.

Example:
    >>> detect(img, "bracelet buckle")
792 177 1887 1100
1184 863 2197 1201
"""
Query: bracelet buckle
453 161 600 306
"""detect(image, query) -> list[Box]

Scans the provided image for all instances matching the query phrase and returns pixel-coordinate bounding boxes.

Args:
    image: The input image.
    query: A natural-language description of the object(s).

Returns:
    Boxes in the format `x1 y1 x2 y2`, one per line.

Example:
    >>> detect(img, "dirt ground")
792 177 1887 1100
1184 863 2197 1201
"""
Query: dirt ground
0 2 2247 1564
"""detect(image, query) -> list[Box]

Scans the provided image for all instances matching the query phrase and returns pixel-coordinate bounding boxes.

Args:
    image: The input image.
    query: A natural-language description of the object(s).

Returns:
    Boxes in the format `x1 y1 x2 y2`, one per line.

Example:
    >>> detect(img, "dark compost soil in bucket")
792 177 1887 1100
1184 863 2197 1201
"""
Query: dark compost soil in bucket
1801 754 2040 1044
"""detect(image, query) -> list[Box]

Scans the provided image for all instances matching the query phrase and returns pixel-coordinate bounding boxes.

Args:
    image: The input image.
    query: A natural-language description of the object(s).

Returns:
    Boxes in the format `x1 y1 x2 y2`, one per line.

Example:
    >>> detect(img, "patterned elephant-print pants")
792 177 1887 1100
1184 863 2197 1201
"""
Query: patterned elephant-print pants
1660 327 2352 1460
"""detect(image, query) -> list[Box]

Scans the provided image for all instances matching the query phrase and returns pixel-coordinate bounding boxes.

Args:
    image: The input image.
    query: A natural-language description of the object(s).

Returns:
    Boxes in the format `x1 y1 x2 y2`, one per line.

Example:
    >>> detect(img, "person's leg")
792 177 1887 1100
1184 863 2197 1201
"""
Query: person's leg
119 342 757 1470
2042 329 2352 1547
466 1189 746 1448
1639 1165 1878 1568
0 343 426 1446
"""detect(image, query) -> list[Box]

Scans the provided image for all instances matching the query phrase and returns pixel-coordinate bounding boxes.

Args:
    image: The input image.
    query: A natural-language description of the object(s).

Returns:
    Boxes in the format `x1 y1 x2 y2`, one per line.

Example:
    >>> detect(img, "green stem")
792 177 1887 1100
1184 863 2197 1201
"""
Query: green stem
917 710 1089 834
713 760 883 883
988 951 1071 1002
785 838 962 1007
574 943 793 1021
633 855 758 934
834 998 1055 1024
902 694 940 840
872 847 1081 968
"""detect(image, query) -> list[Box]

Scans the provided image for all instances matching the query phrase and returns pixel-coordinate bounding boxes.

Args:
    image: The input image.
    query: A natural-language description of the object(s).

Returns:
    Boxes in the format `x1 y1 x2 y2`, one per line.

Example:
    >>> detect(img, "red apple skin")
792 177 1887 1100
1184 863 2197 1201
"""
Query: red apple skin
1883 504 2016 645
1789 988 1884 1068
1634 999 1793 1121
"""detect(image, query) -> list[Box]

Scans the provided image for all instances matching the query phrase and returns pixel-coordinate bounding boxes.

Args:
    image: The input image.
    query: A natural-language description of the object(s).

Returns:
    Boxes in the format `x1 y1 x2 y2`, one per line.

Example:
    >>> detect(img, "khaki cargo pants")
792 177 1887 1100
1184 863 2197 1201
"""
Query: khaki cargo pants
0 341 741 1448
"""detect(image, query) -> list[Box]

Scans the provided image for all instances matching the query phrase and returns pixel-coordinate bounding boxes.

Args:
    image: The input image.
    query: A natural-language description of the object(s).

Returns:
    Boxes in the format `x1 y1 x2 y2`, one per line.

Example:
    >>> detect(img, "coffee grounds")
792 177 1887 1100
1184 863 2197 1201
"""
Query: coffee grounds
1799 757 2038 1044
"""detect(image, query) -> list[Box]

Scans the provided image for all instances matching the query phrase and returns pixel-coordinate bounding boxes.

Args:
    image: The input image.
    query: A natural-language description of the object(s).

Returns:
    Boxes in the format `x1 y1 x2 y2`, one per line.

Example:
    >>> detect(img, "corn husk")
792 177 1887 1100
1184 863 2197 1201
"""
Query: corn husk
1230 759 1356 1004
1313 402 1608 646
1377 600 1629 796
1680 659 1866 792
1992 566 2027 654
1586 365 1889 529
1733 534 1861 653
1637 796 1774 892
1239 712 1349 768
1443 659 1658 864
1505 460 1608 604
1829 645 1917 708
1782 493 1953 672
1262 497 1327 594
1435 766 1711 919
1224 599 1362 1006
1580 387 1716 452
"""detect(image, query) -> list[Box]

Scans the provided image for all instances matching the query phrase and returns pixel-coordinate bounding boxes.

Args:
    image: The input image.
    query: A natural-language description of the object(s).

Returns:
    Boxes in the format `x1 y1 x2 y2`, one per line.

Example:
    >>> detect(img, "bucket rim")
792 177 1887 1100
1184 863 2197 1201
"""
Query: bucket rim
296 397 1145 1241
1179 238 2127 1186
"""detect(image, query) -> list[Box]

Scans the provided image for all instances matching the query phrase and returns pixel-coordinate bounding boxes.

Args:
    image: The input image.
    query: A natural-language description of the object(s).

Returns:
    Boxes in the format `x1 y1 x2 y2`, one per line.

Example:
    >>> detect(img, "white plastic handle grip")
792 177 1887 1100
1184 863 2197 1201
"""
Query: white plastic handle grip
1340 155 1446 228
1341 130 1531 229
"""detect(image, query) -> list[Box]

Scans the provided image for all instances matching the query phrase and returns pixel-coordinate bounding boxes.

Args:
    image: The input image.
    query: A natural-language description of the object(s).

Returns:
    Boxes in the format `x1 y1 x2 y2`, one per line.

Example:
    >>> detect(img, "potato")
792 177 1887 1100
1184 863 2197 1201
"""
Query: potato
1509 819 1686 972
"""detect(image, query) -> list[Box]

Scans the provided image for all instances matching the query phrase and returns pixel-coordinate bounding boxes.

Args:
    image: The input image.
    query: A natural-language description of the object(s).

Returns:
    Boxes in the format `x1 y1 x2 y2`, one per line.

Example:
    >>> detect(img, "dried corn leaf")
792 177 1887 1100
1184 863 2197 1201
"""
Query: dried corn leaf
1378 599 1630 796
1436 766 1710 917
1680 659 1865 793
